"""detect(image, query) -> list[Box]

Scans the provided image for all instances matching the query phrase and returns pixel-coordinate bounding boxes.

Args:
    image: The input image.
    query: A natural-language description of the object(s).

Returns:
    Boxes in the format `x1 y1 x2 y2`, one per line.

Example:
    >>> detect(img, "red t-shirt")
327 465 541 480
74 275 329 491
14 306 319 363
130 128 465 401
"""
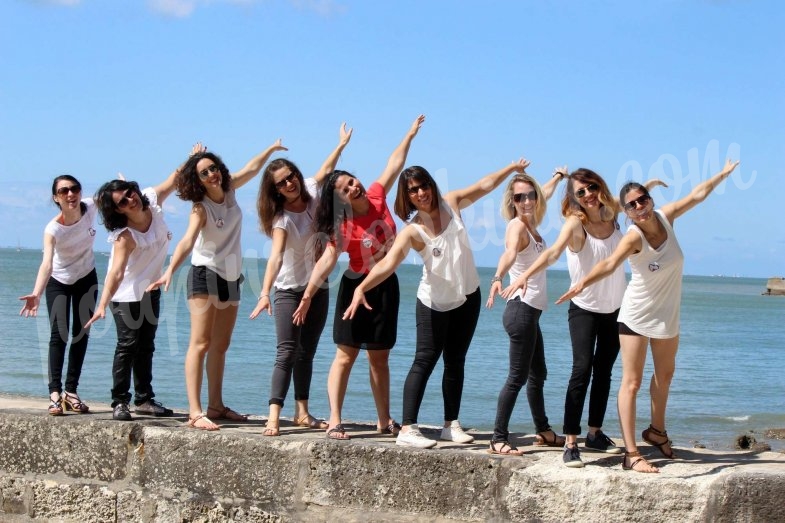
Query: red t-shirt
339 182 397 274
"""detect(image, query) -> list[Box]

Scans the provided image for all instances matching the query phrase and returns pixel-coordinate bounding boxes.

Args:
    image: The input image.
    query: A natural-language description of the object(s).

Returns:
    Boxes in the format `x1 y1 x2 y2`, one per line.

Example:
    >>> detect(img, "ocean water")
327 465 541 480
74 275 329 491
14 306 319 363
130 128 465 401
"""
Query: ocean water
2 248 784 450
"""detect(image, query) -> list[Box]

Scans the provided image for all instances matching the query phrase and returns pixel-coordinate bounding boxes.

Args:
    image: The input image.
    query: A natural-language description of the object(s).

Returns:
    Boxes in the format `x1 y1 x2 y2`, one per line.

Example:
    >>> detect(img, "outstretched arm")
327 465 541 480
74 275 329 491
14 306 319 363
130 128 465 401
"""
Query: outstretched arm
486 220 526 309
292 243 339 326
18 233 55 317
155 142 206 205
540 165 568 201
249 228 287 319
231 139 288 190
314 123 353 184
146 205 205 292
85 233 135 328
445 157 531 211
376 115 425 193
661 159 740 222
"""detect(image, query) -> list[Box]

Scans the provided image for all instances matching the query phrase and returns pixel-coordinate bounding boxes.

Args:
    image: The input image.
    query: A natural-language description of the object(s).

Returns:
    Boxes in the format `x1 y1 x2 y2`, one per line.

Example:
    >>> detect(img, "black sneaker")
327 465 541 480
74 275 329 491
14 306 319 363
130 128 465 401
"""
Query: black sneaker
134 399 173 417
563 444 585 468
584 430 622 454
113 402 132 421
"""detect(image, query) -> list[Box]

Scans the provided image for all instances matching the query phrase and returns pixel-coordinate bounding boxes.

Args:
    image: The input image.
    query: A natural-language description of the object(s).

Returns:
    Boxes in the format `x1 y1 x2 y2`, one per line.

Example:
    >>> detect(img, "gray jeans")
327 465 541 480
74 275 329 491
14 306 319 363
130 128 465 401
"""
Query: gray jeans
269 286 329 406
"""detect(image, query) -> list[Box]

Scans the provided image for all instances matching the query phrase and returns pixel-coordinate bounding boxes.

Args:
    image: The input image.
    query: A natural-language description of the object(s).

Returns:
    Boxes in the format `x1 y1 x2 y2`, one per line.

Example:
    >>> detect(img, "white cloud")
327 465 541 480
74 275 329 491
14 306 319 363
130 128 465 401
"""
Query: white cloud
38 0 82 6
147 0 197 18
144 0 346 18
289 0 346 17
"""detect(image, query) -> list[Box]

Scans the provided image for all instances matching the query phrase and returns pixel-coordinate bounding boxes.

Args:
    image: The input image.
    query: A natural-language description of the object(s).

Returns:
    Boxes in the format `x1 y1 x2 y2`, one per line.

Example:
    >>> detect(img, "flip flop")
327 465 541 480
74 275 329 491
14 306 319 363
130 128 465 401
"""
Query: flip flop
188 413 219 431
326 424 350 440
206 406 248 422
377 421 401 436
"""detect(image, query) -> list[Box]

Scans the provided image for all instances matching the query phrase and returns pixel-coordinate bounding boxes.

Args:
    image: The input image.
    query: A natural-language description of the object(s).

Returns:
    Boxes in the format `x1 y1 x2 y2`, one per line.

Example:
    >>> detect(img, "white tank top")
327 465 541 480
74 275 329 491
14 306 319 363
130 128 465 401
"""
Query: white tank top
567 224 626 313
108 188 171 302
191 188 243 282
45 198 98 284
506 220 548 311
413 205 480 312
272 178 319 289
618 210 684 338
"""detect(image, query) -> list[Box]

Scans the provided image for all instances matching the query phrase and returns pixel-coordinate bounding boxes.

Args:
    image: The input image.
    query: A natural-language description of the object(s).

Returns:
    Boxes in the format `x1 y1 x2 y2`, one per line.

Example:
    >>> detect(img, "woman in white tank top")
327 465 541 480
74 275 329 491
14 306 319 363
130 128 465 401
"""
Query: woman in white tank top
557 159 740 473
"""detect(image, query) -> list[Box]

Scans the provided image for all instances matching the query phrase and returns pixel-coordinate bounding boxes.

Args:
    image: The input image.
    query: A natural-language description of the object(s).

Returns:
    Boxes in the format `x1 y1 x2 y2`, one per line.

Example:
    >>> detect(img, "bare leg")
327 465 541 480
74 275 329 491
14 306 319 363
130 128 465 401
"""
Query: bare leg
647 335 679 455
205 301 239 412
367 349 395 429
264 403 281 436
326 345 359 429
185 295 218 429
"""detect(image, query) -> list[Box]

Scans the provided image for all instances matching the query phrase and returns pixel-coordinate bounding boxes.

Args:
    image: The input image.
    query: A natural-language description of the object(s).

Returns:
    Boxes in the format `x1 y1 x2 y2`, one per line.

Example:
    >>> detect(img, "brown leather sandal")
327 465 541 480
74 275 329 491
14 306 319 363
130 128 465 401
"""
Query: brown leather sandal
534 428 566 447
62 391 90 413
642 425 676 459
622 451 659 473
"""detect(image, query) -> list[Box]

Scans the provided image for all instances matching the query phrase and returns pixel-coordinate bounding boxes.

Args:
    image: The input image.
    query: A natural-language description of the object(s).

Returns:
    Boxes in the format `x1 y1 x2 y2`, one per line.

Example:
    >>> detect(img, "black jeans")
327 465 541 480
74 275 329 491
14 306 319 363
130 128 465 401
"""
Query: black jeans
44 269 98 394
493 298 550 440
110 290 160 407
269 286 329 406
563 301 621 435
401 288 481 426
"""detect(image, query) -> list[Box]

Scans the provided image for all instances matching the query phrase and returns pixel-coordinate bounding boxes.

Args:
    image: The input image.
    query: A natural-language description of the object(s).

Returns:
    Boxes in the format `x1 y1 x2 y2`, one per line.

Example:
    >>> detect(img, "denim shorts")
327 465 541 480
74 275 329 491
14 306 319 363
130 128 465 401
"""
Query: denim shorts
187 265 243 302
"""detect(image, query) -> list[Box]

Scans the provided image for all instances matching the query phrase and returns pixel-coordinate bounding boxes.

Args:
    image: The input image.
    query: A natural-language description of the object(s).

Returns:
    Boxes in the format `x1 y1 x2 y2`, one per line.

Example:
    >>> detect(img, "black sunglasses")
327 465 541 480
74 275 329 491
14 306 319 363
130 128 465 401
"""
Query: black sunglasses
115 188 136 209
574 183 600 199
275 171 297 189
407 181 431 195
513 190 537 203
198 164 221 180
56 184 81 196
623 194 652 212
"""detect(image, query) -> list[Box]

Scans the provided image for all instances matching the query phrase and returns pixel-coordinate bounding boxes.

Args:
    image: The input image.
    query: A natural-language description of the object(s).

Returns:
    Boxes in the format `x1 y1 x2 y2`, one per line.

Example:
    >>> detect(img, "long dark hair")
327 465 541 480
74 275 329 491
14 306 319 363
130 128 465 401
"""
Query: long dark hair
257 158 310 237
51 174 86 214
94 180 150 231
313 170 355 255
561 168 620 224
393 165 443 221
177 152 231 202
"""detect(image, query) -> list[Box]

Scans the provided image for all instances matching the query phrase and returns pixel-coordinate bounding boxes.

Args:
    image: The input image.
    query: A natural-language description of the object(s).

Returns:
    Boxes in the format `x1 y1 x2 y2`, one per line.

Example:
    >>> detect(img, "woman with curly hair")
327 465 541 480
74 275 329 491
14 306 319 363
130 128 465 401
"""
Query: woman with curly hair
150 139 286 430
250 124 352 436
292 115 424 440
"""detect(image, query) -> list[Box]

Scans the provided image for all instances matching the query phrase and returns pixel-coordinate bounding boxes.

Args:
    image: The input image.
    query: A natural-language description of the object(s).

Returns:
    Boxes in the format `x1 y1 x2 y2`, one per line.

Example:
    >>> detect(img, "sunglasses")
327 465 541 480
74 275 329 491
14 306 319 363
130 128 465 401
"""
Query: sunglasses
275 171 297 189
55 184 81 196
513 190 537 203
198 164 221 180
115 188 136 209
407 181 431 196
623 194 652 212
574 183 600 199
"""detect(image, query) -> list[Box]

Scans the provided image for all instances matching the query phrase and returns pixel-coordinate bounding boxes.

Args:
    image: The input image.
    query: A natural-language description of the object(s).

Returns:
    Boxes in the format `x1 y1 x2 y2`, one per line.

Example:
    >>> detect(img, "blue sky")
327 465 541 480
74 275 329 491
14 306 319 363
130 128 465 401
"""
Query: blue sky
2 0 783 277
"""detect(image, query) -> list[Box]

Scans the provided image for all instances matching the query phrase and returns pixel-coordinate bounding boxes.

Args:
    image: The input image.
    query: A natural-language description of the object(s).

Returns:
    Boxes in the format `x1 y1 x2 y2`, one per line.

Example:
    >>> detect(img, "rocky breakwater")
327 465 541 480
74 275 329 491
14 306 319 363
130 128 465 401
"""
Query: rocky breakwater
1 396 784 522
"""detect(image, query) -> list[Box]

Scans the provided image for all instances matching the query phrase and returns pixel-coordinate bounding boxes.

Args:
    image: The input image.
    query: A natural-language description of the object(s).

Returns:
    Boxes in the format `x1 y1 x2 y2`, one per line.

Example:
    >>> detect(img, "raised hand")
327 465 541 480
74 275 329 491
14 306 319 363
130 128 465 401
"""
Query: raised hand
408 114 426 138
270 138 288 153
339 123 353 146
512 157 531 173
191 142 206 156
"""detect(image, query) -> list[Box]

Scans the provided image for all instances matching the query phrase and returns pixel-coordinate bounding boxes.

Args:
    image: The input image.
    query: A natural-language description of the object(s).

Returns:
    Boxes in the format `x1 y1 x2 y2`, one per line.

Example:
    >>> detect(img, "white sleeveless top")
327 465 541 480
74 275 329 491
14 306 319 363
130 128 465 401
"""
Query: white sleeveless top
618 210 684 338
45 198 98 285
272 178 319 289
191 188 243 282
412 205 480 312
108 188 171 302
506 220 548 311
567 224 626 313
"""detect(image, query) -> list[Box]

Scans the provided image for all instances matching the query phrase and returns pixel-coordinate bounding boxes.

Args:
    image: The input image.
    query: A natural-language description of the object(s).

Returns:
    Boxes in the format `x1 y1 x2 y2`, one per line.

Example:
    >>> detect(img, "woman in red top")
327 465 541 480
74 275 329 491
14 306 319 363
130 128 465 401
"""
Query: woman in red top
293 115 425 439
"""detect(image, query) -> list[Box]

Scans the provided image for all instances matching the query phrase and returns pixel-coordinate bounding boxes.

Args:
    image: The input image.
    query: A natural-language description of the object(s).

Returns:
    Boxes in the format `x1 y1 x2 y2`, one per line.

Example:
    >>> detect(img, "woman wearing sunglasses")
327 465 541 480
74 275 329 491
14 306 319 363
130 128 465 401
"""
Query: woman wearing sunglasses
292 115 424 440
482 170 565 455
556 159 740 473
149 139 286 430
501 170 665 467
250 124 352 436
87 152 196 420
19 176 98 415
344 157 538 449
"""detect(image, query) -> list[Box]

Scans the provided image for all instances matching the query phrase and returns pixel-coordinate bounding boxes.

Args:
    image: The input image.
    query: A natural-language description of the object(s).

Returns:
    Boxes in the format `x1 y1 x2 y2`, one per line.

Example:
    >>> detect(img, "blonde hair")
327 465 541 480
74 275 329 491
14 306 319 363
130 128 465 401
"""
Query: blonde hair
500 174 546 225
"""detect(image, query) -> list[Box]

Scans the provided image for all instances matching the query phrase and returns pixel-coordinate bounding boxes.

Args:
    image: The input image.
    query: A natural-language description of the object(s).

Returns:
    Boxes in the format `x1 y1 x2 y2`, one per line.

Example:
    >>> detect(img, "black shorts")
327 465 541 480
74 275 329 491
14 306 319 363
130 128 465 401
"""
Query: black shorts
187 265 243 302
333 271 399 350
618 322 643 336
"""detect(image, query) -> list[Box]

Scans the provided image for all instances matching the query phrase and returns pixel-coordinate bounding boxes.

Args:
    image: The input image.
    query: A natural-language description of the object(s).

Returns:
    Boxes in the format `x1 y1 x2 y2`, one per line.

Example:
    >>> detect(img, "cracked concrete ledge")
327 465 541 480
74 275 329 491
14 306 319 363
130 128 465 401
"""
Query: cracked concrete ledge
1 397 783 522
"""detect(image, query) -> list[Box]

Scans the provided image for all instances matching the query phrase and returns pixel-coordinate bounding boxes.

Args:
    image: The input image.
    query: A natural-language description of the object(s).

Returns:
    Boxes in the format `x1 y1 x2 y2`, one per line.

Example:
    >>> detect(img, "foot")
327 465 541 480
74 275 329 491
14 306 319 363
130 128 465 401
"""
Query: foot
623 451 659 473
187 413 219 431
48 393 63 416
377 420 401 436
441 420 475 443
488 437 524 456
584 429 622 454
563 443 585 468
206 406 247 421
326 424 350 440
62 391 89 413
134 399 173 417
263 423 280 437
396 425 437 448
112 403 132 421
534 428 566 447
642 425 676 459
295 414 328 429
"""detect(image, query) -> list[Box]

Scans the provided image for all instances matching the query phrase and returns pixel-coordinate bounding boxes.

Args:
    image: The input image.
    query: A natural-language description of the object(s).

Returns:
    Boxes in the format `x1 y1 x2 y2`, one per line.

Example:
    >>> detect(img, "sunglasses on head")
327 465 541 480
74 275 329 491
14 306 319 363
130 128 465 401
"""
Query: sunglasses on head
115 188 136 209
275 171 297 189
574 183 599 199
407 181 431 196
513 190 537 203
623 194 651 212
198 164 221 180
56 184 81 196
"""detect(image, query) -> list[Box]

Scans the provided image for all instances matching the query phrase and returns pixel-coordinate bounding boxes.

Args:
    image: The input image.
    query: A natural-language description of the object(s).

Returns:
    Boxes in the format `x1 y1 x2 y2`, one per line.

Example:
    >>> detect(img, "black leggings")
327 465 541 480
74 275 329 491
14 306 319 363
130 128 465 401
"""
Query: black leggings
401 288 481 426
45 269 98 394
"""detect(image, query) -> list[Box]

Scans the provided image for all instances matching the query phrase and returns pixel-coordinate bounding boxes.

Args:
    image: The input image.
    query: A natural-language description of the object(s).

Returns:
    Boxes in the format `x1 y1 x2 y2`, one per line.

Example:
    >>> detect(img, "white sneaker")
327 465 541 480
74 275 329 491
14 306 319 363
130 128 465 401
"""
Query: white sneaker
441 420 475 443
396 424 437 449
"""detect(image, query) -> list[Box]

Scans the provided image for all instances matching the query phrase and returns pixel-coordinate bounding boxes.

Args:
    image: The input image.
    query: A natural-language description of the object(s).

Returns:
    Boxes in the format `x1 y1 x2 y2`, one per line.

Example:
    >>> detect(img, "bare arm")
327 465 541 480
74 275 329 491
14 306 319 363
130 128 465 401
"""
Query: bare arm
155 142 207 205
230 139 288 190
314 123 353 184
292 243 339 326
486 219 526 308
376 115 425 193
249 228 287 319
85 232 136 327
18 233 56 317
540 165 568 201
444 158 530 211
146 205 206 292
661 159 740 222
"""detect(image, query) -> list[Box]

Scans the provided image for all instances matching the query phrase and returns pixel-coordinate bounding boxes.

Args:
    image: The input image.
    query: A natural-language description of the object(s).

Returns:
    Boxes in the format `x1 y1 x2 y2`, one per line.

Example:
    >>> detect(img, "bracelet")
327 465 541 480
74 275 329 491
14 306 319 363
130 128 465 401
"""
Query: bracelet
258 294 269 300
553 170 565 179
491 276 502 284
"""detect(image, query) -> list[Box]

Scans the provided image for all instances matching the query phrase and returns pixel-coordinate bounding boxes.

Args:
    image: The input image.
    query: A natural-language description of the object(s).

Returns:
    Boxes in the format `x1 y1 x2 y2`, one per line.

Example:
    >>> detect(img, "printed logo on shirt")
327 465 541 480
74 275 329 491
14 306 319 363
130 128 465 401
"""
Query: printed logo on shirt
216 218 225 229
648 262 660 272
88 227 96 237
534 241 544 253
167 231 173 240
432 247 442 257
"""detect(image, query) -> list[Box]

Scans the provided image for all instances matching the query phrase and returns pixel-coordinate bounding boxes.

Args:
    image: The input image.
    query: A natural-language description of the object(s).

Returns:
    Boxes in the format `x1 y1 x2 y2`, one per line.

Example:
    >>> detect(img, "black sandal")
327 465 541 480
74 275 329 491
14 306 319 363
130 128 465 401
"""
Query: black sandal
48 393 63 416
534 428 566 447
488 437 524 456
62 391 89 413
642 425 676 459
377 421 401 436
